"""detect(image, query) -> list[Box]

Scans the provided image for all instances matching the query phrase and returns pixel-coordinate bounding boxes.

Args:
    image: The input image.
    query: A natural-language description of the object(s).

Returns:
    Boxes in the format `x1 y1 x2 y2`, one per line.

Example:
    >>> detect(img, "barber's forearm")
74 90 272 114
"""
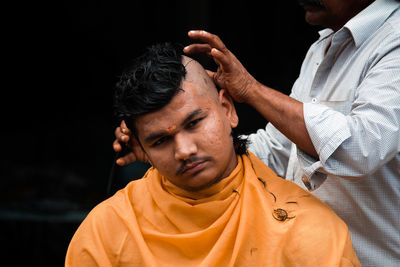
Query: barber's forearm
246 82 318 158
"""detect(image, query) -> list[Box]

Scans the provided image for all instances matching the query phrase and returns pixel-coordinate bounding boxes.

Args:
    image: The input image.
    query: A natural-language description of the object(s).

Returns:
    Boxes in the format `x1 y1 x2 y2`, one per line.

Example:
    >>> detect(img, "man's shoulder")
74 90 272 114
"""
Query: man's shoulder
246 153 359 265
83 172 151 224
268 174 347 233
247 152 347 228
66 174 151 266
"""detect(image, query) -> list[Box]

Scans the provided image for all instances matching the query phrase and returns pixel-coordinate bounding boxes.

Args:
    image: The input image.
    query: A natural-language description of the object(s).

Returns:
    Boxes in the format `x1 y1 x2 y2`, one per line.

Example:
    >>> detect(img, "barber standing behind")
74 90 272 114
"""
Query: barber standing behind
115 0 400 266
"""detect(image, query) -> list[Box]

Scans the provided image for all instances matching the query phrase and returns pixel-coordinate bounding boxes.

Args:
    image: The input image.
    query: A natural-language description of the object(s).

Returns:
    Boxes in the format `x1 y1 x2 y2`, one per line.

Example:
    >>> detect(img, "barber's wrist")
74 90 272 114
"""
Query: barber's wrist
243 79 265 104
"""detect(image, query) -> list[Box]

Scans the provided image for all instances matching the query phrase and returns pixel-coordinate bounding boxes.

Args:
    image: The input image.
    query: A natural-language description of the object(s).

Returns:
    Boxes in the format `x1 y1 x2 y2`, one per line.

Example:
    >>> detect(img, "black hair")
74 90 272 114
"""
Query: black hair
114 42 186 129
113 42 248 155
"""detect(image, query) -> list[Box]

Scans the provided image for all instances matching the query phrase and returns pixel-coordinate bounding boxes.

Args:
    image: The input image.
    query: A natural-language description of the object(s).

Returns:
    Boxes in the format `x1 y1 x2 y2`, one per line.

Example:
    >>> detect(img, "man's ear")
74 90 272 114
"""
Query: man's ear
218 89 239 128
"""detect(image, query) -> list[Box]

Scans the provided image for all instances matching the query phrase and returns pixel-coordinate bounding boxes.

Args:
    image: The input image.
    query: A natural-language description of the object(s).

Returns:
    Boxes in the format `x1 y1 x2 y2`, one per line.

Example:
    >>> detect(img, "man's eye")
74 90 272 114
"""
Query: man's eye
153 136 169 147
187 118 202 128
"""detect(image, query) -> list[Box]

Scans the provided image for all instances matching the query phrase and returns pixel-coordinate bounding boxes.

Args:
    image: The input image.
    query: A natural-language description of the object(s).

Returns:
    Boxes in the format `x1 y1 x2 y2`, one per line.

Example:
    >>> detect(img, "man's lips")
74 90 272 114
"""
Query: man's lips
181 161 206 175
176 155 213 176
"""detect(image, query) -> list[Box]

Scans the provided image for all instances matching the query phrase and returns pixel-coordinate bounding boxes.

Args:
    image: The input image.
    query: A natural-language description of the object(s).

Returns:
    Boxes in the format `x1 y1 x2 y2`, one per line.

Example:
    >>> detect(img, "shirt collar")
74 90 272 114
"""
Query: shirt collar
344 0 400 48
317 28 334 41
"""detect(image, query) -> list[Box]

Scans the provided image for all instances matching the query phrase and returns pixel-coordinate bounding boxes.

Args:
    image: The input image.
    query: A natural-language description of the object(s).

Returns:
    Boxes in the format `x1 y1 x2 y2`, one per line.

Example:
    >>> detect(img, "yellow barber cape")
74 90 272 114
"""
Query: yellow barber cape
66 152 360 266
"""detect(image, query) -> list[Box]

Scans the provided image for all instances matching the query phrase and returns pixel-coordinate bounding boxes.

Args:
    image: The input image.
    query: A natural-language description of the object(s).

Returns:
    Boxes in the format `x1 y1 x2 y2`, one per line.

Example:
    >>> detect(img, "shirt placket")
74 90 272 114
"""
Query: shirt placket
309 31 349 104
301 30 351 190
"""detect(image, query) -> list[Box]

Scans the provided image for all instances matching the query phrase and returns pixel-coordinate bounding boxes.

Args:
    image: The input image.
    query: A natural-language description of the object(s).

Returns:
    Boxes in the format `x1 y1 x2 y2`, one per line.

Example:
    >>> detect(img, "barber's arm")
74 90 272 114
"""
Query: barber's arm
183 30 318 158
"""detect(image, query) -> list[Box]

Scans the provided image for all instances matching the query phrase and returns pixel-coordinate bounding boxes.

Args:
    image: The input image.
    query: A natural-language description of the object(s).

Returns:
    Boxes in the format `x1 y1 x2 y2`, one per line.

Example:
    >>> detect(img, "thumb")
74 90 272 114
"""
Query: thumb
206 69 217 83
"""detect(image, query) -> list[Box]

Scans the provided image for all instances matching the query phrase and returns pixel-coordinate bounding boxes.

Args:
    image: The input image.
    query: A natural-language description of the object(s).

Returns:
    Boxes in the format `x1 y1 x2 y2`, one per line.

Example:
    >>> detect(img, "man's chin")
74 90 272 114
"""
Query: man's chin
181 172 225 192
184 178 220 192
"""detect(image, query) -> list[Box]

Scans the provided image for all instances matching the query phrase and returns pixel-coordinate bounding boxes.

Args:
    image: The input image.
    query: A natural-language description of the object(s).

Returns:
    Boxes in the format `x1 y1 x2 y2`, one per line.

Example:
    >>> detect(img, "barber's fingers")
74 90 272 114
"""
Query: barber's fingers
114 126 130 145
113 138 122 152
205 69 216 81
187 30 229 54
120 120 130 134
183 43 212 57
118 121 131 141
120 120 132 138
206 69 224 88
116 152 137 166
113 120 132 154
210 48 233 72
115 137 148 166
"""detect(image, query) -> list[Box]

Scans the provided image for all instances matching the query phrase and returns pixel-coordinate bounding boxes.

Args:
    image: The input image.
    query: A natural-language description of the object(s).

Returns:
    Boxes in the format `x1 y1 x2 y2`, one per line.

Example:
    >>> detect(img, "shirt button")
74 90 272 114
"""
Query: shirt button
311 98 318 103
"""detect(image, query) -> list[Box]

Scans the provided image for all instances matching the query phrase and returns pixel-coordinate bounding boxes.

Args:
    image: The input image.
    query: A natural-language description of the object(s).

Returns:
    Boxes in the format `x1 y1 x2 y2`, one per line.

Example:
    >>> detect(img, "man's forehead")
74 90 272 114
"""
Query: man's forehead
134 57 219 138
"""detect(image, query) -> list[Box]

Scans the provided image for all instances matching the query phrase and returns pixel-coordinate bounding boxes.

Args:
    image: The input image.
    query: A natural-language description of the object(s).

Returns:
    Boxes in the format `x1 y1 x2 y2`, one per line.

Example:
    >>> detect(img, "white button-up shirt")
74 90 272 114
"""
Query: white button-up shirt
248 0 400 266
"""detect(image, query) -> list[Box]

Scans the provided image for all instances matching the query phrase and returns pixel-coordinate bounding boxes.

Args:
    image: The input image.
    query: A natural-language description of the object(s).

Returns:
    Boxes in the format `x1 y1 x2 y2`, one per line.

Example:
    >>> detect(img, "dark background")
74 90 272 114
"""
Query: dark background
2 0 319 266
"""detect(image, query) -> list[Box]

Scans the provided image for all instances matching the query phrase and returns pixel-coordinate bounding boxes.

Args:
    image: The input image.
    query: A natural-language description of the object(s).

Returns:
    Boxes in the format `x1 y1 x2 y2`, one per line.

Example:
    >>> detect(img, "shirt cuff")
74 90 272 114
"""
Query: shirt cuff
303 102 351 165
299 103 352 190
297 149 327 191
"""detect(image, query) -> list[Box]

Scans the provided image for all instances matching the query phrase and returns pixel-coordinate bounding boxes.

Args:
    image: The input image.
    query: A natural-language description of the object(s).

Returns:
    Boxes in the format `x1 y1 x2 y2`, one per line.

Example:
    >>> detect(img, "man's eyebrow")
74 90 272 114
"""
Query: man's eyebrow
181 109 204 126
144 132 166 144
143 109 204 144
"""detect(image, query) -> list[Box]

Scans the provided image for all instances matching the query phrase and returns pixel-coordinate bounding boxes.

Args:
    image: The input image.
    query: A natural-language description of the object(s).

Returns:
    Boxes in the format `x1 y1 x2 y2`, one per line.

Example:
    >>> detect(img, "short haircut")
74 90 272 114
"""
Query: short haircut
113 42 248 155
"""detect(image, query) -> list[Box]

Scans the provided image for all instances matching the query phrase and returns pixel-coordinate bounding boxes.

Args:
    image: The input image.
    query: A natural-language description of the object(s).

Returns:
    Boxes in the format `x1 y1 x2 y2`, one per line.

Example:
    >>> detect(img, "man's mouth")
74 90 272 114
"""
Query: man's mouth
181 161 206 175
176 156 212 176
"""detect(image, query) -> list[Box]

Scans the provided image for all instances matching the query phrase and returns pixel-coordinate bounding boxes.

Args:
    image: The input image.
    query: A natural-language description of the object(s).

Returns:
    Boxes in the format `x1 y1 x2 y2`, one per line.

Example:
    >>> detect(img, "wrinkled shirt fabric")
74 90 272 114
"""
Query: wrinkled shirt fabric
248 0 400 266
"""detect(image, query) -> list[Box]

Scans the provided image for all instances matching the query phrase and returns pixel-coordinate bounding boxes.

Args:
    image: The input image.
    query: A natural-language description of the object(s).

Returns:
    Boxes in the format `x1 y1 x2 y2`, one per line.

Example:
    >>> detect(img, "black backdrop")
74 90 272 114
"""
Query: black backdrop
2 1 319 266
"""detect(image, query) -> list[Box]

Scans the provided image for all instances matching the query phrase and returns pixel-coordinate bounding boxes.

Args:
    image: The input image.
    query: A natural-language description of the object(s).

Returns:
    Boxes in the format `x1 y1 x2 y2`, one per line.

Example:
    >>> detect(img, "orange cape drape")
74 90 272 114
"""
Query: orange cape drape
66 152 360 266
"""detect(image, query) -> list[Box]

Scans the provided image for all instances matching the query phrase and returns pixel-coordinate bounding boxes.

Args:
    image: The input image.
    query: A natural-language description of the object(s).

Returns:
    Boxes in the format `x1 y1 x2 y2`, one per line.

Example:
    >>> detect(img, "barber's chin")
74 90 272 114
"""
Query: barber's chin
304 8 326 26
302 4 324 12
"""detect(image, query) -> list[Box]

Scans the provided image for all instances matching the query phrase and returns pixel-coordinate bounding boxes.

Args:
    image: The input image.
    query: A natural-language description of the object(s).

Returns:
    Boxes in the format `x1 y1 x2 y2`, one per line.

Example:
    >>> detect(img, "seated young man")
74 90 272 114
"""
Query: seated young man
66 43 360 266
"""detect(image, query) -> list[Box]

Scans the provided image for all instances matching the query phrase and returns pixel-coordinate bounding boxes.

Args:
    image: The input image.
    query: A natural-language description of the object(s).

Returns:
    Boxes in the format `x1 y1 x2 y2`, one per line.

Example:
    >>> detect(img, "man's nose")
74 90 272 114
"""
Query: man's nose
174 133 197 161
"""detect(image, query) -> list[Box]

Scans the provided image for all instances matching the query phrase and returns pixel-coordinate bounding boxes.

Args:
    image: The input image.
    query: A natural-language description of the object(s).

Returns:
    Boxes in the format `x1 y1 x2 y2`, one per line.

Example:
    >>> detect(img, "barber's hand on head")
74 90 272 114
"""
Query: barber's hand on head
113 120 148 166
184 30 258 103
